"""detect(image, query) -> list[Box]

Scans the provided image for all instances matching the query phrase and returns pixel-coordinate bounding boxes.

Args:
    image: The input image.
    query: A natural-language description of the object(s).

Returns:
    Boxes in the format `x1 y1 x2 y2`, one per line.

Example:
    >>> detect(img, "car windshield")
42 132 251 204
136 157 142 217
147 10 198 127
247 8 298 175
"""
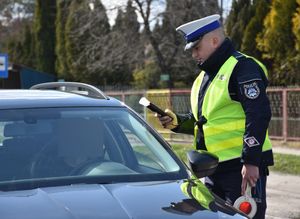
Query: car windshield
0 107 186 190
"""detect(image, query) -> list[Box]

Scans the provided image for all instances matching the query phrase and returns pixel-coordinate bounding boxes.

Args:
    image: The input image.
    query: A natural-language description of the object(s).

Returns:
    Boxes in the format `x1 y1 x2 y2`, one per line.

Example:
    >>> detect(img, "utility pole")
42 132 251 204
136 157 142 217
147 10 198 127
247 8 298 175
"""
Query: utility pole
220 0 223 23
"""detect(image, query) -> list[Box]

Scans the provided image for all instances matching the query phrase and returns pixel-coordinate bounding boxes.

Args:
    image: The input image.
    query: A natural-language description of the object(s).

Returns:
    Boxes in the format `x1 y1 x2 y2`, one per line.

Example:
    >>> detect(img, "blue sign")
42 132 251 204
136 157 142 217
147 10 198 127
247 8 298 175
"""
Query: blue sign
0 54 8 78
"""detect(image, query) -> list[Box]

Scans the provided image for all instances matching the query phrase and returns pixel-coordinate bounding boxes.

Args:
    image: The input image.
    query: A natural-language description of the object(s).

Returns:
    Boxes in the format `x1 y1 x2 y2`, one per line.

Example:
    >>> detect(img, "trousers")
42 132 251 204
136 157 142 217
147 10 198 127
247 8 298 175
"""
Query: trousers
205 168 267 219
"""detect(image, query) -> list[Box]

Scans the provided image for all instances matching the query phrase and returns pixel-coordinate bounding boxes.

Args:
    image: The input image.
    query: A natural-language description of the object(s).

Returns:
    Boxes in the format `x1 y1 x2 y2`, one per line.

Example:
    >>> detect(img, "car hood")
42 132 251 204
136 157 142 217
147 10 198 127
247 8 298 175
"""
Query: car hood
0 180 245 219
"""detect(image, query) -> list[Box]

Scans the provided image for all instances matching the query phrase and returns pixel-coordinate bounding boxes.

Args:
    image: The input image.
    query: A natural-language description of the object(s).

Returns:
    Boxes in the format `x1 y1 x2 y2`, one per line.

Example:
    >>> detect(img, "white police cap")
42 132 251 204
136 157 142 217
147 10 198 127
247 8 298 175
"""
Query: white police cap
176 14 221 50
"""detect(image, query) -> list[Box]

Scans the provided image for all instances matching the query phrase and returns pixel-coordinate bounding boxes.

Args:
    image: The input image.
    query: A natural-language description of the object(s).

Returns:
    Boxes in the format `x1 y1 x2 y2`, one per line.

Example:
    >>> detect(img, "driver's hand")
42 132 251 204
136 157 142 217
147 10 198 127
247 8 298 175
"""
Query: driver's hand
155 109 178 129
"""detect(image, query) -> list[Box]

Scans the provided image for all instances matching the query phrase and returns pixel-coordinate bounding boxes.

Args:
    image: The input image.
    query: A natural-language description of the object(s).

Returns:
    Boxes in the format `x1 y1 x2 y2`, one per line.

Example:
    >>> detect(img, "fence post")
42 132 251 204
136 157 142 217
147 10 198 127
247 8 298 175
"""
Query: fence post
168 89 172 109
282 89 288 142
121 92 126 103
143 90 147 120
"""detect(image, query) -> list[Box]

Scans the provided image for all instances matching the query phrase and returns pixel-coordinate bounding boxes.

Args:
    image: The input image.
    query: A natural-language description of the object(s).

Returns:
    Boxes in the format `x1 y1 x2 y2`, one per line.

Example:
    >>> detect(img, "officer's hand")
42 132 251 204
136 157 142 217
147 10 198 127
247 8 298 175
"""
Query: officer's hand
155 109 178 129
241 164 259 195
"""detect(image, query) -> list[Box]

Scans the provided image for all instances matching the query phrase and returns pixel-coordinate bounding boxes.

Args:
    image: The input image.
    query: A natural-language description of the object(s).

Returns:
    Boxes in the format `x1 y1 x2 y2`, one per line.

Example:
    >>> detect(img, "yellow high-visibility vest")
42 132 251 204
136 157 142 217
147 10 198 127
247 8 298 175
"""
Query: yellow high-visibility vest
190 54 272 162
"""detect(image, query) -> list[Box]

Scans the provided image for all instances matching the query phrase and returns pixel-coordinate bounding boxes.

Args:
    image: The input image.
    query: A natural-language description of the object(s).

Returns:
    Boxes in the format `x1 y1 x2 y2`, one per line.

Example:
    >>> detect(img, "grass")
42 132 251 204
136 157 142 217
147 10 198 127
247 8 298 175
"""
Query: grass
271 140 300 149
269 153 300 175
171 144 300 176
171 144 192 163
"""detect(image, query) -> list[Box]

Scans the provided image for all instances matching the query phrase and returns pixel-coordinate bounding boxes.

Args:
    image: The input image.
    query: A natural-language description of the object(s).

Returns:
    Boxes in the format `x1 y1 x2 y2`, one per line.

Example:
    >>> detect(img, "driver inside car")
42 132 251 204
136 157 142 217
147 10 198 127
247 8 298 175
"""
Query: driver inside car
56 118 104 175
31 117 105 177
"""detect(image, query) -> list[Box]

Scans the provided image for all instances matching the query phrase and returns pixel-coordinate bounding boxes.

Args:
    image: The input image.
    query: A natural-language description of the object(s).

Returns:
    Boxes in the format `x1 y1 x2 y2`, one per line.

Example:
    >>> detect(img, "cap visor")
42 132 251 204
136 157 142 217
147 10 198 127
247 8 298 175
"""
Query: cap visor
184 40 199 51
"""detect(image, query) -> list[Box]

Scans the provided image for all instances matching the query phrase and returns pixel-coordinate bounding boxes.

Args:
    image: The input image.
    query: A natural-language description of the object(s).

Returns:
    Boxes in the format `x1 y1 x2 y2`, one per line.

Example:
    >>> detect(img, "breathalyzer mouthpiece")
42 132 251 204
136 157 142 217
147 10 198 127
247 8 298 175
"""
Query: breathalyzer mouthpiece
139 97 168 116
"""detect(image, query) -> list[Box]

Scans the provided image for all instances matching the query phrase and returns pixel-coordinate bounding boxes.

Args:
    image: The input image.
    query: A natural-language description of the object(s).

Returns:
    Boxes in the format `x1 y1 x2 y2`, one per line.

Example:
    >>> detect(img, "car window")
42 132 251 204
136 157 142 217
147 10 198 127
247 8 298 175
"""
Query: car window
122 126 164 170
0 107 185 189
0 122 6 146
119 115 180 172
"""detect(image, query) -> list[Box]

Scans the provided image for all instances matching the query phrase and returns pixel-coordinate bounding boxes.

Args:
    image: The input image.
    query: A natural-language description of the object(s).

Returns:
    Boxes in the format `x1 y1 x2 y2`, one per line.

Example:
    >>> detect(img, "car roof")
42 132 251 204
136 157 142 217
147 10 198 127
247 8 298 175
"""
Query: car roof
0 89 124 109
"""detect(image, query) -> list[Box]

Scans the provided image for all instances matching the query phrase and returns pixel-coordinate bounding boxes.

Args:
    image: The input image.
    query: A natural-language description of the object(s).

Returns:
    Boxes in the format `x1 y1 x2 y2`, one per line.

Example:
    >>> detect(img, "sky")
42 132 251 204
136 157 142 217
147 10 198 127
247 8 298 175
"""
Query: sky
101 0 233 26
220 0 233 17
101 0 165 26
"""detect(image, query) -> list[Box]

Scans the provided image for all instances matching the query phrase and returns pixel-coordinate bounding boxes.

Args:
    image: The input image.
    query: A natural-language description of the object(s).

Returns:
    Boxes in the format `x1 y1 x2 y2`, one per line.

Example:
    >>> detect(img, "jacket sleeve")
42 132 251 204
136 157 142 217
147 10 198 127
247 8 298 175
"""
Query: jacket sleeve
171 111 196 135
231 58 272 167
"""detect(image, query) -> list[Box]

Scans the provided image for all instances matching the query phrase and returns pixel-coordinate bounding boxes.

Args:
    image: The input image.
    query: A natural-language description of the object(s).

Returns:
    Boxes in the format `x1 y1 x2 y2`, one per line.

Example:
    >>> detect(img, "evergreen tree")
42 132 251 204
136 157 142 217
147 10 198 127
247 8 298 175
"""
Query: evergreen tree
225 0 253 50
65 0 91 81
6 40 23 64
124 0 140 38
257 0 297 85
55 0 72 80
292 0 300 84
293 0 300 51
121 0 143 83
241 0 271 59
112 9 124 32
20 24 35 67
107 9 129 84
65 0 110 84
106 0 143 86
33 0 57 75
4 21 35 68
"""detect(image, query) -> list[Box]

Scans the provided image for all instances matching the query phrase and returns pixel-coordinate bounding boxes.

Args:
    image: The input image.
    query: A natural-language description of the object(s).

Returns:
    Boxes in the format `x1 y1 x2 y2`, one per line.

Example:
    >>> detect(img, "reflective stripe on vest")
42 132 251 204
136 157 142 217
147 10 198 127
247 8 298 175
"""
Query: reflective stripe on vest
191 71 205 121
191 71 205 147
190 55 272 162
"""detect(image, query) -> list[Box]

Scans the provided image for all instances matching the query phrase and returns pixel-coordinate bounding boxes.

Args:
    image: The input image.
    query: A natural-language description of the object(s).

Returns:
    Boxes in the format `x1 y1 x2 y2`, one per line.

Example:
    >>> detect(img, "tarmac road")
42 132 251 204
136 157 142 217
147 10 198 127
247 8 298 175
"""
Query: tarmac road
266 172 300 219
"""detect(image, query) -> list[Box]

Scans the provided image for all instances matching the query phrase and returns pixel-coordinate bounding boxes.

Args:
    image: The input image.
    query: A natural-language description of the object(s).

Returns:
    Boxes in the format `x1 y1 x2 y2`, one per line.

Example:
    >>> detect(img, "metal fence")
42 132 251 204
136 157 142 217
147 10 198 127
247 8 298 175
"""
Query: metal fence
106 88 300 142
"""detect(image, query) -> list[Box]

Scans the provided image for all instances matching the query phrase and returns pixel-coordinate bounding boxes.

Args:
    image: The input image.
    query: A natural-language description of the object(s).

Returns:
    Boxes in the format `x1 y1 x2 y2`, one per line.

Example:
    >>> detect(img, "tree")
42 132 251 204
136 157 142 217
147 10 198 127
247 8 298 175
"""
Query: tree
133 0 171 86
123 0 143 71
241 0 271 59
33 0 57 75
6 40 23 64
0 0 35 57
225 0 253 50
257 0 297 85
132 0 219 88
55 0 72 80
132 61 160 89
161 0 219 87
19 24 35 67
291 0 300 84
65 0 110 84
293 0 300 52
0 0 34 23
108 0 143 86
3 20 35 68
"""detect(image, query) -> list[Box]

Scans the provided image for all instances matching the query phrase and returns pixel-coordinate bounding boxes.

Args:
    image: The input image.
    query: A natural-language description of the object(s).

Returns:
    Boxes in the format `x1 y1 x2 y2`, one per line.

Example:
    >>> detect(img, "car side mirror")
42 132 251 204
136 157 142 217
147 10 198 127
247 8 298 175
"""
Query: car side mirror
187 150 219 178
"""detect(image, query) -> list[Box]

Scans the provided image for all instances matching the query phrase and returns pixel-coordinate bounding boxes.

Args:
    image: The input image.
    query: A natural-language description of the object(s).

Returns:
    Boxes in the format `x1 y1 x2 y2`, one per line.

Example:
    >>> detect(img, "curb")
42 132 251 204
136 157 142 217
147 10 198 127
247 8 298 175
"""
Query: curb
272 146 300 156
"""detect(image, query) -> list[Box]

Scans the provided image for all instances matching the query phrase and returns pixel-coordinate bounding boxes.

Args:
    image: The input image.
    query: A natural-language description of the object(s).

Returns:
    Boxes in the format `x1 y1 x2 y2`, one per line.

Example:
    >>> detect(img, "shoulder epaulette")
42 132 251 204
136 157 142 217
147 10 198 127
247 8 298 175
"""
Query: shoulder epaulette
232 51 246 60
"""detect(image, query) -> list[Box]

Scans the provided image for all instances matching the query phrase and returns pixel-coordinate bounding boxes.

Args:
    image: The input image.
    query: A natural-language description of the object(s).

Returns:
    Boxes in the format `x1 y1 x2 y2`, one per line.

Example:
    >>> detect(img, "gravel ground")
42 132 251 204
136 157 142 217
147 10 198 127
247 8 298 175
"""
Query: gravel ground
266 146 300 219
266 172 300 219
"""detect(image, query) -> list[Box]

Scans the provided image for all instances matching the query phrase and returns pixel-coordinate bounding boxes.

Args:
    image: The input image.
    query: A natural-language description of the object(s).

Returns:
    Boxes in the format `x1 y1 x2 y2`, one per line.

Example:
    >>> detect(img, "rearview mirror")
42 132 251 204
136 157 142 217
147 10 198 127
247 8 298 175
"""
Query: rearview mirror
187 150 219 178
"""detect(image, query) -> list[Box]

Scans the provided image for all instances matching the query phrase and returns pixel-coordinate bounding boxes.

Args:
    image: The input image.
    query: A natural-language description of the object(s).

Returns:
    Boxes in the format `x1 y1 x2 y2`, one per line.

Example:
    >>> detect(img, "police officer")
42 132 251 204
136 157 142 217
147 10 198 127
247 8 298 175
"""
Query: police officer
158 14 274 219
